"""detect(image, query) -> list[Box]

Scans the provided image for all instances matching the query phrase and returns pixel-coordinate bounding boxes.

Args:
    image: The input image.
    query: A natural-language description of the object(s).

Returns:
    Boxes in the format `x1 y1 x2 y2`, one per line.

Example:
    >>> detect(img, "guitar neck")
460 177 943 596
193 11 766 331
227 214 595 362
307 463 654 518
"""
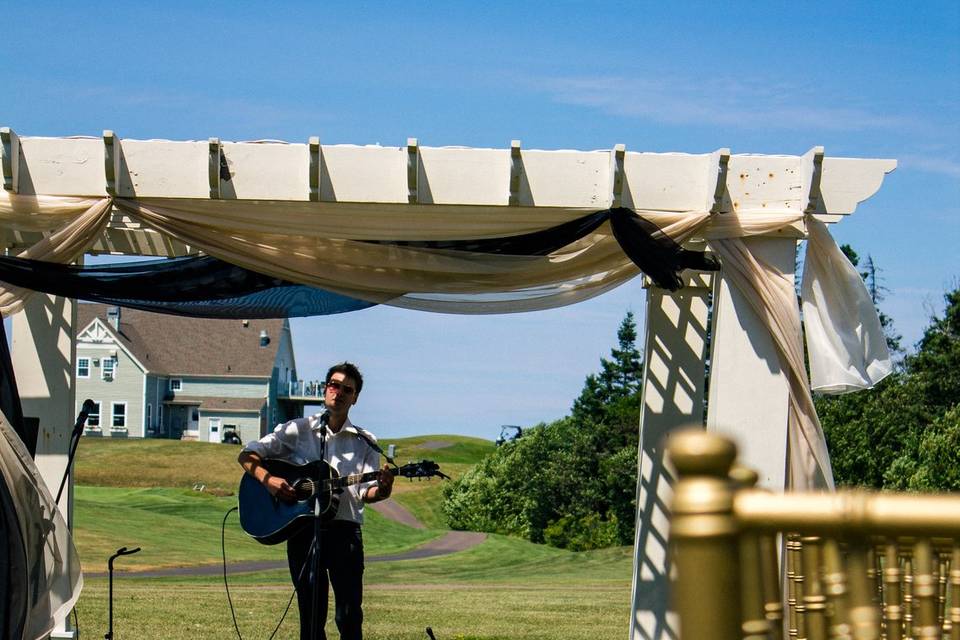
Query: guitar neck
330 467 395 490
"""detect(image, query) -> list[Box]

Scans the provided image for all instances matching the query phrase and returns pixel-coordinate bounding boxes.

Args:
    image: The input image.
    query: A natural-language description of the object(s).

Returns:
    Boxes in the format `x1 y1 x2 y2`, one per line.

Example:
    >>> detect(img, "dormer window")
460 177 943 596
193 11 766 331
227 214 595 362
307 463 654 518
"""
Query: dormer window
170 379 182 391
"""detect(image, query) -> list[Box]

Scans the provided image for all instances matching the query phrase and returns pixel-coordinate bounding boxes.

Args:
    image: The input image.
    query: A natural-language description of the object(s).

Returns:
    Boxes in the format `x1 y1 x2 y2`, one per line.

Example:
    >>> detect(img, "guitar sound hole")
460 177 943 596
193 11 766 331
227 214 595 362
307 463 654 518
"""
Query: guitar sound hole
293 480 313 501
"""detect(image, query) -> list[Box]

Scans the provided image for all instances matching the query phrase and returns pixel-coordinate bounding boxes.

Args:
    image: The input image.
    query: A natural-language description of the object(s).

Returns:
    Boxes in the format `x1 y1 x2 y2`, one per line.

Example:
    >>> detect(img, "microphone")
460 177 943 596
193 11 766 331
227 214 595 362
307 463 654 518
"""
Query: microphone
315 409 329 435
73 399 96 434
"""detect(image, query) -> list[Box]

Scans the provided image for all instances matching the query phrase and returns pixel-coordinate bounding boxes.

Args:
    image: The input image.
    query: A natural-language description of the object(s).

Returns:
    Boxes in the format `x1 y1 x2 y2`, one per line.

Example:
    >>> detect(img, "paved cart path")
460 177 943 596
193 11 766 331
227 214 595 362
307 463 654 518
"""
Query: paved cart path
86 499 485 578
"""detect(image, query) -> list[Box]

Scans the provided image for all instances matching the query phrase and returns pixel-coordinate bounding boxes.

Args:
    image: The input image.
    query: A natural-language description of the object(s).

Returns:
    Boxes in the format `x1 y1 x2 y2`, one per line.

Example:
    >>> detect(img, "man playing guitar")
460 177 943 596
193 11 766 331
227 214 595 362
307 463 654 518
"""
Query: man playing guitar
238 362 393 640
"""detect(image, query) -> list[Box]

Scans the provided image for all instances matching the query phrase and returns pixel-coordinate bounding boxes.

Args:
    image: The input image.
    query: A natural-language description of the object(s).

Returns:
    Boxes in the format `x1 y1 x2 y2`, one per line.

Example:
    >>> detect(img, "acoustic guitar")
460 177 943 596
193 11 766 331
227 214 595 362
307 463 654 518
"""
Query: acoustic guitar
238 458 448 545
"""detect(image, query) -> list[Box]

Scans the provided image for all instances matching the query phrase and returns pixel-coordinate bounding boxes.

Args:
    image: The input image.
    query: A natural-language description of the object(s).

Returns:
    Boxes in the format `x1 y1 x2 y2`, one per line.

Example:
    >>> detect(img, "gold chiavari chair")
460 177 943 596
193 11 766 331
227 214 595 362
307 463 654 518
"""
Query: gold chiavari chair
668 431 960 640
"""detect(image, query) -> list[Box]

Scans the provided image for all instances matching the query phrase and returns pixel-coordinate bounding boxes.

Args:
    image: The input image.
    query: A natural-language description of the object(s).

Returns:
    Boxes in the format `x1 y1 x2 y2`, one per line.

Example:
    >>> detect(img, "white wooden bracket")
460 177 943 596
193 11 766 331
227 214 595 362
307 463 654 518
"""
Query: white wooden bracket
309 136 322 202
709 148 731 213
509 140 522 206
209 138 222 199
1 127 19 193
407 137 419 204
611 144 626 208
801 146 825 214
103 130 121 196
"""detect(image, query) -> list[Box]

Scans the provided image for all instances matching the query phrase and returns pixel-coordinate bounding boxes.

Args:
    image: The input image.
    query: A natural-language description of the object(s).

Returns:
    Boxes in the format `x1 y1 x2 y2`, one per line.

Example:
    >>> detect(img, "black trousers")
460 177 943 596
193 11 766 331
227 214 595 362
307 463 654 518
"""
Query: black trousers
287 520 364 640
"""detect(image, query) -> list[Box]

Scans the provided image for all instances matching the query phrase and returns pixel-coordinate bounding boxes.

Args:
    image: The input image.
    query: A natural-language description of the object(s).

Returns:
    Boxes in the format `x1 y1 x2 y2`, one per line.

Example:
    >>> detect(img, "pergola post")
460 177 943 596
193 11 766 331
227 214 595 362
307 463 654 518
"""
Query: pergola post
630 274 712 640
11 293 78 639
706 236 798 489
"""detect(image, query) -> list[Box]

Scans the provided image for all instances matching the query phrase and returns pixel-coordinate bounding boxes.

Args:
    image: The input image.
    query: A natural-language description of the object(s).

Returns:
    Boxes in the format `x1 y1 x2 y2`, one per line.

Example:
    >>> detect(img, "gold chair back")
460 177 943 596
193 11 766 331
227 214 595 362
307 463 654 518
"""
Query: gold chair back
668 431 960 640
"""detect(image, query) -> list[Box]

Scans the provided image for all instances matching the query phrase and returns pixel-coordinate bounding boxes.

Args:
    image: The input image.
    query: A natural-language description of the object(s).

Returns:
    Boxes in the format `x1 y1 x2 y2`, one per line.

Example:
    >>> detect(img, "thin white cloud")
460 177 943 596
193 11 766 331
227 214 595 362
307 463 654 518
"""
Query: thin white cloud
532 74 917 132
898 154 960 178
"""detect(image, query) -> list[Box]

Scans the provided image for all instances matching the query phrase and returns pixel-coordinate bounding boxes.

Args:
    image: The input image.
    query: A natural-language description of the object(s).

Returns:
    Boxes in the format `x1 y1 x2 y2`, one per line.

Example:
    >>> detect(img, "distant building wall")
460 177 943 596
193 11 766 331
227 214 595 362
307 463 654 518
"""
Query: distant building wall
166 377 268 398
76 344 145 438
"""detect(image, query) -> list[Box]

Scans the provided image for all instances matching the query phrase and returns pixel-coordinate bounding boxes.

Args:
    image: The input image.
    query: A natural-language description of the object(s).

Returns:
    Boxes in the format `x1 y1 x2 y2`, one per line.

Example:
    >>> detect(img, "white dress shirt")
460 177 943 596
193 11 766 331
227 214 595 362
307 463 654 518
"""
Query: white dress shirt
243 413 380 524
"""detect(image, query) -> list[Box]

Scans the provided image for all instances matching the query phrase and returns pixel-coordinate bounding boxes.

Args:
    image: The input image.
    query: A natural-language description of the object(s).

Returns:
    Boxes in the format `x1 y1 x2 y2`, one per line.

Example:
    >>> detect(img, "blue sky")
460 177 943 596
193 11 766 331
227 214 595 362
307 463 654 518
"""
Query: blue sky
3 2 958 440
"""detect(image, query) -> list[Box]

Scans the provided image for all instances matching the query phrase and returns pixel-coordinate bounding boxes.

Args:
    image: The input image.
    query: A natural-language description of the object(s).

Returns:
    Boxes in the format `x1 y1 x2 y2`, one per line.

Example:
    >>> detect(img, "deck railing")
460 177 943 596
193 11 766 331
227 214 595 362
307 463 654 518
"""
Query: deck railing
279 380 325 399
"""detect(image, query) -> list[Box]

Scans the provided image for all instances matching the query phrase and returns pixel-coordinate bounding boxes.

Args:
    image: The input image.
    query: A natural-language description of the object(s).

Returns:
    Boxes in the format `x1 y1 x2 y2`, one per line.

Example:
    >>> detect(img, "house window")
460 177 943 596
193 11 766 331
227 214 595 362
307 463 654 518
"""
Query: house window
158 405 164 431
87 401 101 428
170 379 182 391
111 402 126 429
77 358 90 378
102 358 116 380
146 404 153 430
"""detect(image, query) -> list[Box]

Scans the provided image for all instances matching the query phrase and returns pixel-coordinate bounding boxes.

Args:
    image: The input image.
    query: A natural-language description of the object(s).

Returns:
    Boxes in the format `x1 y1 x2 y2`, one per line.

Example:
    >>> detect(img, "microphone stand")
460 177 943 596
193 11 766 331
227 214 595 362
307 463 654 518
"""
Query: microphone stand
105 546 141 640
310 415 328 640
56 399 95 505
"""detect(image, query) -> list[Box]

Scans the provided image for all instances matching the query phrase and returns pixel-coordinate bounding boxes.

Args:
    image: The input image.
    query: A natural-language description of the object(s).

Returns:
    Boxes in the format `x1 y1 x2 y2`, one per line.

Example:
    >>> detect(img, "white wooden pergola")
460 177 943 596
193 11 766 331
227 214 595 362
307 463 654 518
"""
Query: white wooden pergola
1 129 895 639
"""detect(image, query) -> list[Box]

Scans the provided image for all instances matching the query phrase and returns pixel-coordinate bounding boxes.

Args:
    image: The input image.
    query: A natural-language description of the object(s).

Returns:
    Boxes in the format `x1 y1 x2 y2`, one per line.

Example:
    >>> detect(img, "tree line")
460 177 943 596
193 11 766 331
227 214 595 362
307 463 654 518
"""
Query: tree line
819 282 960 490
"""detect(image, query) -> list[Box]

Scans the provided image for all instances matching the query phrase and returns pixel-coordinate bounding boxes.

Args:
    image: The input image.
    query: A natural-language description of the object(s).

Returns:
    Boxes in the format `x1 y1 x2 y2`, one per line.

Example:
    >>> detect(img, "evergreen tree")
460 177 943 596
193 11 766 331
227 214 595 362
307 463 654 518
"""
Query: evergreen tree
571 310 644 450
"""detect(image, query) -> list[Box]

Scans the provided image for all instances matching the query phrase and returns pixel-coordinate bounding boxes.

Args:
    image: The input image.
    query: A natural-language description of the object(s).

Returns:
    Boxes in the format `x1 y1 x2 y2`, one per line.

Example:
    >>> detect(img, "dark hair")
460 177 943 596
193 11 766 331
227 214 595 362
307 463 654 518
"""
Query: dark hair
325 362 363 394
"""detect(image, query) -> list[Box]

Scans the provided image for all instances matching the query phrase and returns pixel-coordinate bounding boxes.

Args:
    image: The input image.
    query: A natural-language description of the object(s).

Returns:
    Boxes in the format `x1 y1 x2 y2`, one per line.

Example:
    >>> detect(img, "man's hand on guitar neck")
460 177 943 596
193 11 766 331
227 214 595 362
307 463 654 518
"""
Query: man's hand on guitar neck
364 464 394 503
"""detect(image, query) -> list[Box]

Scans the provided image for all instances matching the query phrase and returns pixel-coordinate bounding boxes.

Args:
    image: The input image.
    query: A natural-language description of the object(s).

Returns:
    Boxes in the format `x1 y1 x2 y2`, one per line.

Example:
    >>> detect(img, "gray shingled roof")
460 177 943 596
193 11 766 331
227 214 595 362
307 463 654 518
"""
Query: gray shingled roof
167 396 266 413
76 303 284 377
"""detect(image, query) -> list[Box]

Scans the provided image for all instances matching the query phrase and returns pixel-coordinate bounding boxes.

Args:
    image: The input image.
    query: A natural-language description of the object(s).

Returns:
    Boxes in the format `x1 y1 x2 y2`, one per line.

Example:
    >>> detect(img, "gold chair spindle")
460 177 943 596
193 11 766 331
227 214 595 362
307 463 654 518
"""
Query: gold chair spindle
846 538 883 640
904 552 915 639
913 538 939 639
760 532 785 640
667 431 742 640
882 540 903 640
938 550 949 636
949 543 960 640
789 534 806 640
802 536 829 640
822 539 852 640
731 466 777 640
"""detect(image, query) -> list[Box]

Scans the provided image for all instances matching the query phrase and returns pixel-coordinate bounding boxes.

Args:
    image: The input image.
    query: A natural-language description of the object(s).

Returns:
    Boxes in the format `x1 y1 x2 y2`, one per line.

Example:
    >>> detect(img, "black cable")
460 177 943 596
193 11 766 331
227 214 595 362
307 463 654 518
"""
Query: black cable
221 507 243 640
221 506 307 640
73 605 80 639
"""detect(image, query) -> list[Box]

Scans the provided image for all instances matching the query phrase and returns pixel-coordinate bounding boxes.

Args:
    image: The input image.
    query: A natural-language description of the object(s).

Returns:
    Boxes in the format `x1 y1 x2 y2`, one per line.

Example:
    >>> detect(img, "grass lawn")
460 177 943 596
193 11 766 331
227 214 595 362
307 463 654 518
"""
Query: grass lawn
67 435 633 639
74 536 633 640
73 486 441 572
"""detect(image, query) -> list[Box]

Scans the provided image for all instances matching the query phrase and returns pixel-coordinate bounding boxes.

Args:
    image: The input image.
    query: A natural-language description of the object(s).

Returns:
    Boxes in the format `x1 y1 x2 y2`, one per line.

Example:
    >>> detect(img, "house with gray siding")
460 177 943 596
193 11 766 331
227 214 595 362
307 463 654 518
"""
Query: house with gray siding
75 304 306 444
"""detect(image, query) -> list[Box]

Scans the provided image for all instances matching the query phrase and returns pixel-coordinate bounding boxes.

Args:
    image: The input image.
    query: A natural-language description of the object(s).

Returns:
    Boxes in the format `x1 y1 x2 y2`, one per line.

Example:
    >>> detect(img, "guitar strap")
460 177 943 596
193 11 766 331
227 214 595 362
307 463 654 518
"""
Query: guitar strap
352 426 396 467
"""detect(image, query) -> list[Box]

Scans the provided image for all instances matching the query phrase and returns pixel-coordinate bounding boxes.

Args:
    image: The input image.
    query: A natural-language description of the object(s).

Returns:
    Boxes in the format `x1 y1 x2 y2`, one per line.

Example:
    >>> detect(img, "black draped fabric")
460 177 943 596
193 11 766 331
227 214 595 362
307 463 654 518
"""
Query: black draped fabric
375 207 718 291
0 320 28 640
0 255 376 319
0 321 28 454
366 210 611 255
608 207 720 291
0 458 27 640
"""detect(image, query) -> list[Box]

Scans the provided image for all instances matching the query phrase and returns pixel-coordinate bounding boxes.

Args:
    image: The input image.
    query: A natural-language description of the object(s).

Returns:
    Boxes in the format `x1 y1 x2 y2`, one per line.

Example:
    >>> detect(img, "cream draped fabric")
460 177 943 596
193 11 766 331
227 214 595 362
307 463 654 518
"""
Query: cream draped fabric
711 238 835 489
0 197 113 316
0 193 890 489
802 217 893 393
0 411 83 640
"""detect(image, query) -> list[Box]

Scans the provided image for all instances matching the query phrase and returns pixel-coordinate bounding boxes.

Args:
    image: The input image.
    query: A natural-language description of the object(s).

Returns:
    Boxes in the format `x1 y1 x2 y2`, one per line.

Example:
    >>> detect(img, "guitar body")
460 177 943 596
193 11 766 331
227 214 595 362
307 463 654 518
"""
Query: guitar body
239 457 447 545
238 458 341 545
